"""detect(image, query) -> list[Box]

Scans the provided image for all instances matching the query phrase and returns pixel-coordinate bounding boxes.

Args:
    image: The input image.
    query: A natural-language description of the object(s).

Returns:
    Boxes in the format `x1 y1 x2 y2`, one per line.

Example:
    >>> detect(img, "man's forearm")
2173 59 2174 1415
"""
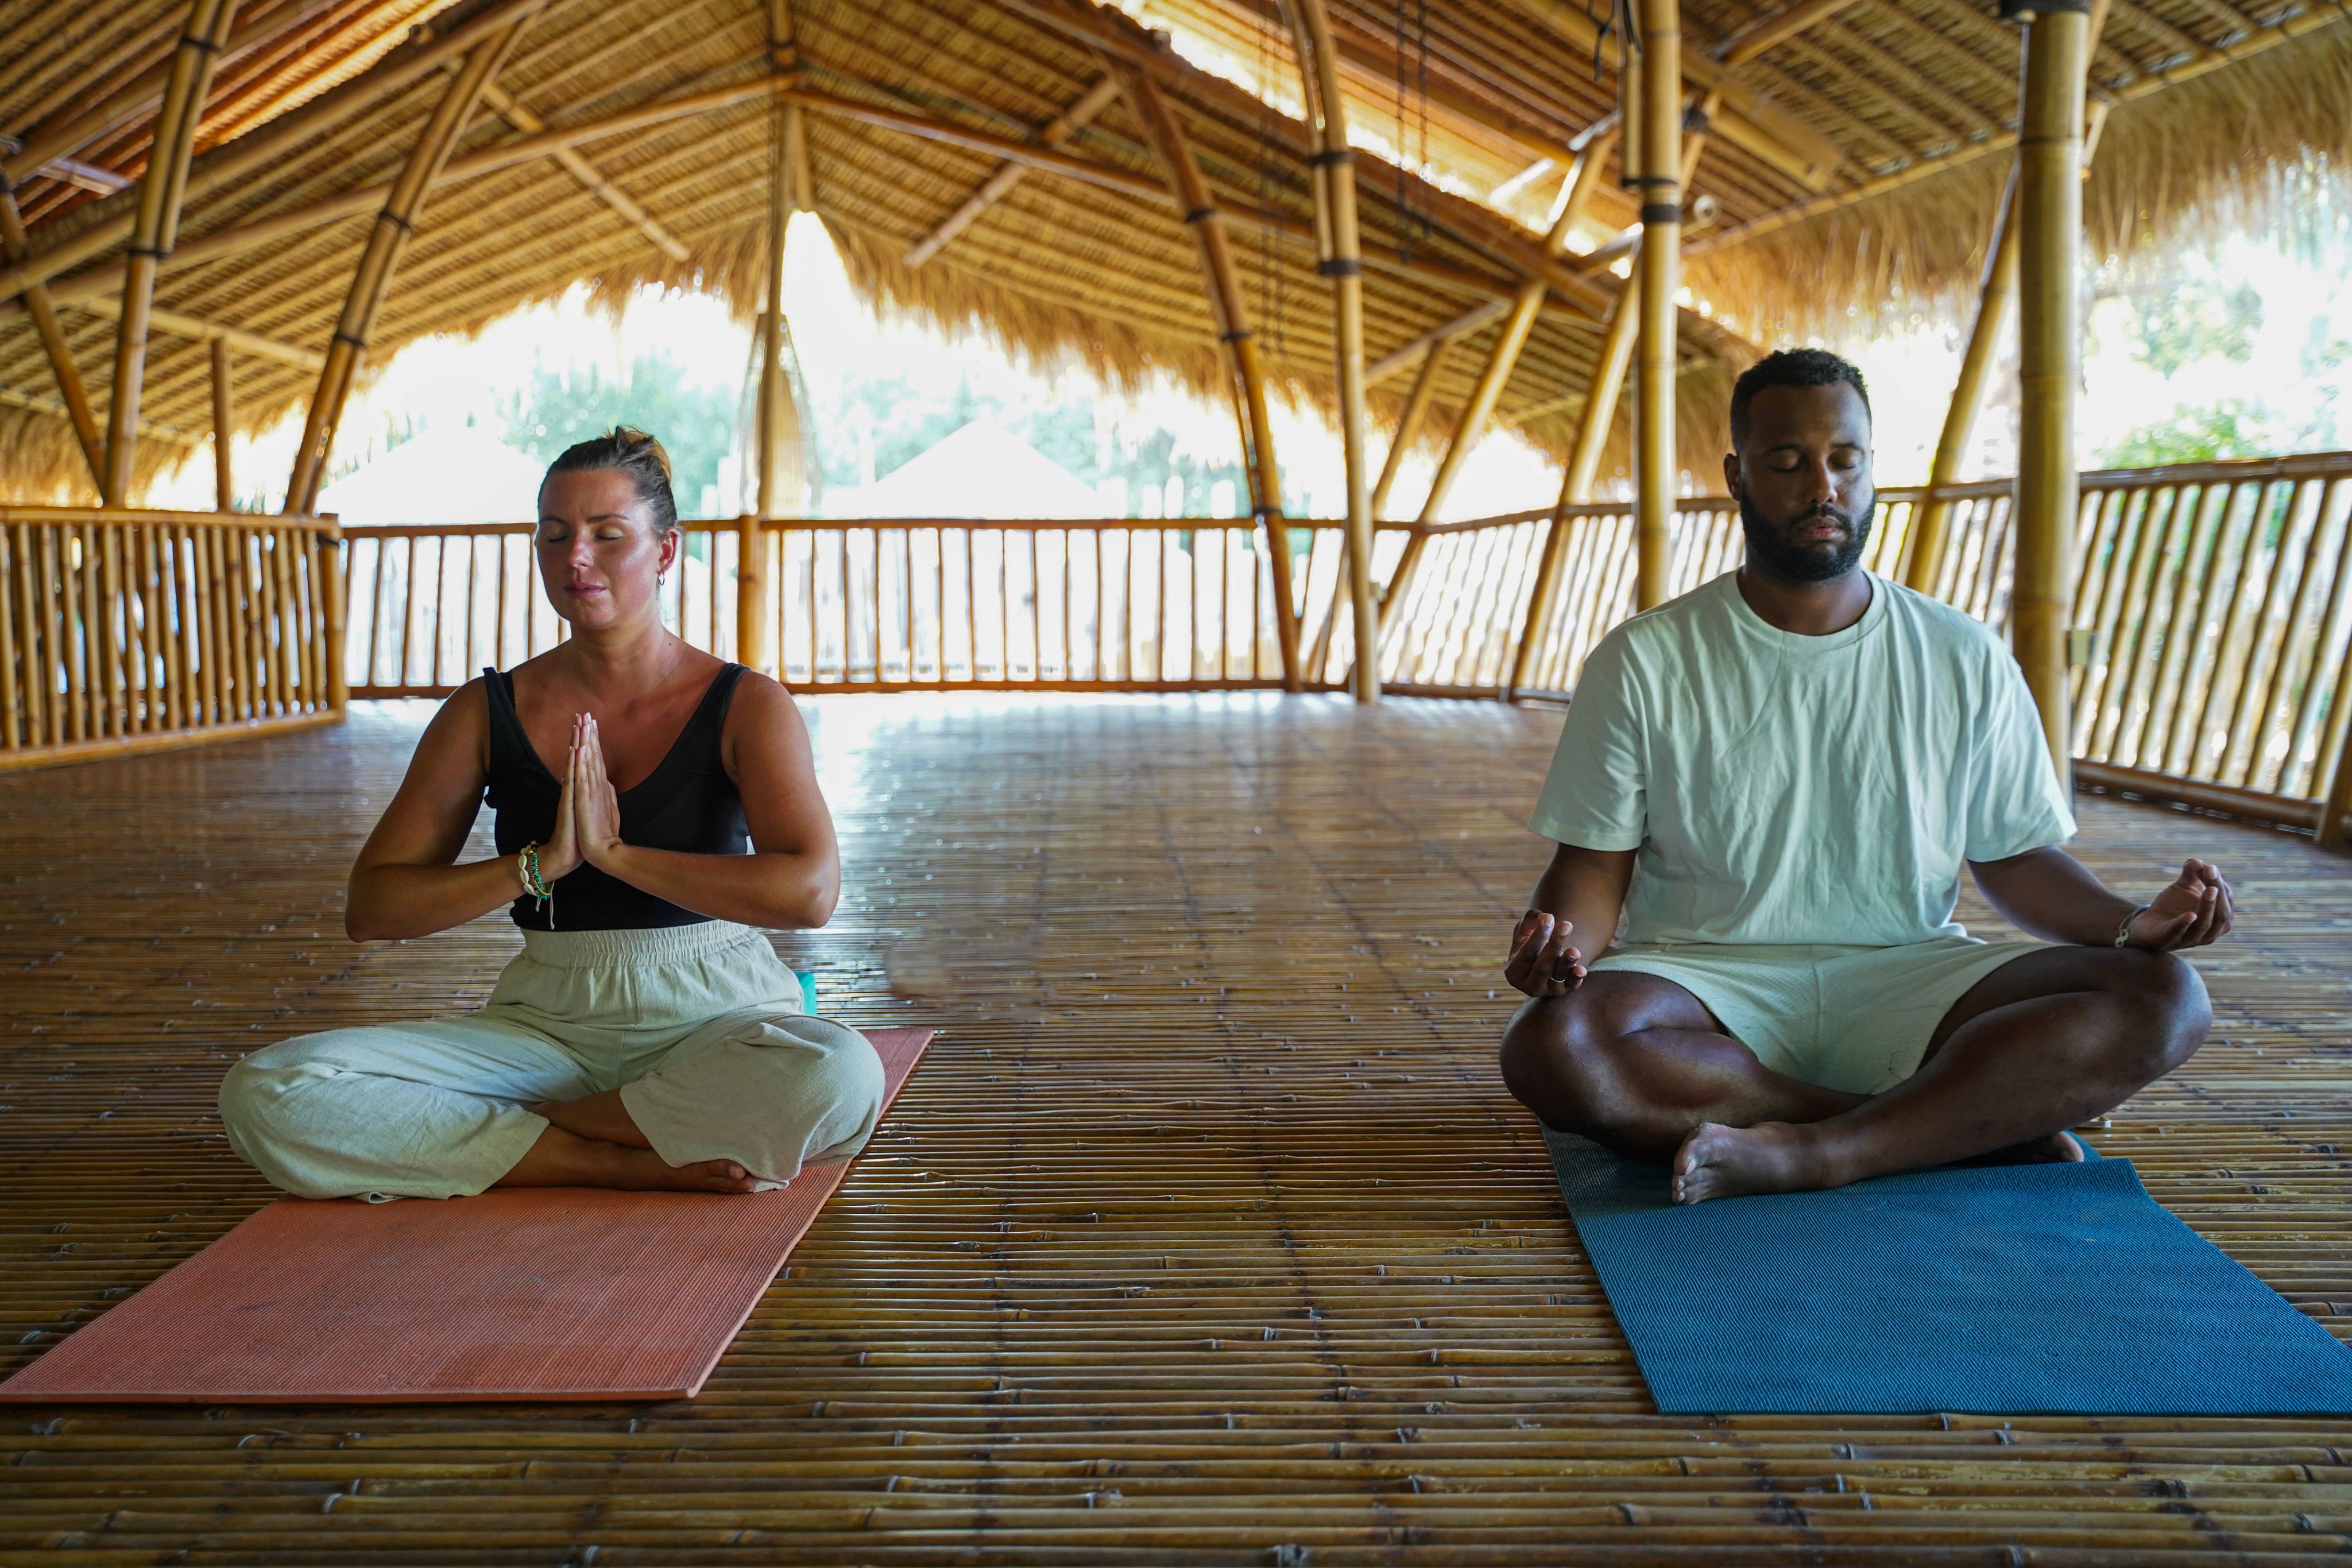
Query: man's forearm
1969 846 2137 945
1530 848 1633 961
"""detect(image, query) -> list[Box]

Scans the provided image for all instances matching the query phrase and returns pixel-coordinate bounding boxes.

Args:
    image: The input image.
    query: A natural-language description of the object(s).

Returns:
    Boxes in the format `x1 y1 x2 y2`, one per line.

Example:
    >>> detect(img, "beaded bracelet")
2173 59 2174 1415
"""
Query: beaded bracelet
518 842 554 927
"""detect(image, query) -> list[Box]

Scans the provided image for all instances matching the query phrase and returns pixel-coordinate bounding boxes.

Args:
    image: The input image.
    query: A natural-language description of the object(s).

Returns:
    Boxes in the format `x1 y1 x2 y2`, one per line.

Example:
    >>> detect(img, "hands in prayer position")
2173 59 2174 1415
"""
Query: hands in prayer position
533 711 624 887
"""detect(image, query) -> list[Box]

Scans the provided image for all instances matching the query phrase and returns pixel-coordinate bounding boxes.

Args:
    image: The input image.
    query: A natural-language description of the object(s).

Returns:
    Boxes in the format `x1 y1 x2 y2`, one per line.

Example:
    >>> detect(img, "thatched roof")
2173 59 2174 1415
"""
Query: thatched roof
2 0 2346 504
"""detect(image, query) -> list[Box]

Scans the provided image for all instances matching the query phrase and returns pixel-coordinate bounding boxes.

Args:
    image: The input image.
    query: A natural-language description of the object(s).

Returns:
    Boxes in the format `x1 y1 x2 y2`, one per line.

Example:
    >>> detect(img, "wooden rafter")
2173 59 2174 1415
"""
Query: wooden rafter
905 75 1120 268
285 12 539 515
104 0 238 505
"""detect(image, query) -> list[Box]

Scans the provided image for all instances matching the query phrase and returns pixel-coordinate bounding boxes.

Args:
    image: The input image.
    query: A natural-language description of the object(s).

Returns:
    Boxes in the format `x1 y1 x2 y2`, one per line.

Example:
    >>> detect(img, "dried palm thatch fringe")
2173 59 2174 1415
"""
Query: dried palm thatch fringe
1691 26 2352 340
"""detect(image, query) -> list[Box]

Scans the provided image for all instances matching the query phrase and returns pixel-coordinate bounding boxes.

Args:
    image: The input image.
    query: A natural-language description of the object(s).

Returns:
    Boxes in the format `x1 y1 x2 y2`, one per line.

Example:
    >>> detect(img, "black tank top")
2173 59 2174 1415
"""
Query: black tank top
482 663 751 930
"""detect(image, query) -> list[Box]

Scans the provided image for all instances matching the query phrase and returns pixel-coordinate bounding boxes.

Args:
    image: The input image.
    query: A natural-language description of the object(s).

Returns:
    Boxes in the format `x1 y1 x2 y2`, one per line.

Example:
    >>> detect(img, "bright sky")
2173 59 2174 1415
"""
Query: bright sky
148 210 2352 518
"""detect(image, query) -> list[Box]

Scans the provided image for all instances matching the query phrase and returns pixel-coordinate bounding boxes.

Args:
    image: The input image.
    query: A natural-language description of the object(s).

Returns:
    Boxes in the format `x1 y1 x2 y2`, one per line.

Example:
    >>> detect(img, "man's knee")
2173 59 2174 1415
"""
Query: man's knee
2059 947 2210 1081
1499 986 1647 1133
2127 949 2211 1076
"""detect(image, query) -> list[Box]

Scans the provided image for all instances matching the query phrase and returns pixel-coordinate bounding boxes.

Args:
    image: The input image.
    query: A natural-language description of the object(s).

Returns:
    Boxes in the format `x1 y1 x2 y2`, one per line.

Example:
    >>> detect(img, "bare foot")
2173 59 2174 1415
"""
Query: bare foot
1670 1121 1833 1205
610 1148 761 1194
1958 1130 2083 1167
495 1124 762 1193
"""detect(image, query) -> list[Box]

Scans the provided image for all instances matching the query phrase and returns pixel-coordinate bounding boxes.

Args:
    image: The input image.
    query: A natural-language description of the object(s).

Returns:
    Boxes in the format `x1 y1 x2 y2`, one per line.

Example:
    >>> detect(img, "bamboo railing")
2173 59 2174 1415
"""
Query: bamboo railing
335 451 2352 845
0 506 344 773
342 520 1317 696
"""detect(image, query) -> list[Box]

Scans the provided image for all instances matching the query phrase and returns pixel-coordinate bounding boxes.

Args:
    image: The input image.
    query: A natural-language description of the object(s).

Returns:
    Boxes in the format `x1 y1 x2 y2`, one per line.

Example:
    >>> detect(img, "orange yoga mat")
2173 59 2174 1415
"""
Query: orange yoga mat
0 1027 931 1404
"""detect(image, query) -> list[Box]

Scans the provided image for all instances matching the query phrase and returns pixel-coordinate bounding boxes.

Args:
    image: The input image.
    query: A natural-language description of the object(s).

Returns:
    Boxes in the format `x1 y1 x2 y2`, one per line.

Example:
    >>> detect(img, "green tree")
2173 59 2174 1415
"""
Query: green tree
2127 274 2263 377
2098 399 2273 467
502 353 737 505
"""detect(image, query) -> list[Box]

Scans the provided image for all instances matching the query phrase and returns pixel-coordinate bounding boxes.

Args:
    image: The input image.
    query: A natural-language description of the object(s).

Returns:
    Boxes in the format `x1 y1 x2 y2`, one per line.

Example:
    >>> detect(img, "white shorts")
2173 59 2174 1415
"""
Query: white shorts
1588 935 2047 1094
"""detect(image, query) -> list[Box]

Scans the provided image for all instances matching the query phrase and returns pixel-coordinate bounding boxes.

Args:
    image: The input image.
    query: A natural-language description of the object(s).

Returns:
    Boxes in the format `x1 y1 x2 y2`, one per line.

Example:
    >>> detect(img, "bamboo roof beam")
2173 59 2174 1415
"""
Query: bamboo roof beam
1370 337 1452 520
24 79 788 311
104 0 238 506
1693 0 2350 257
1117 57 1301 690
904 75 1121 268
285 12 537 515
474 81 689 264
1379 133 1616 633
1365 299 1511 388
1 0 346 189
0 0 555 310
53 291 323 370
1712 0 1870 65
1494 0 1844 186
0 187 103 486
0 380 198 445
781 86 1170 203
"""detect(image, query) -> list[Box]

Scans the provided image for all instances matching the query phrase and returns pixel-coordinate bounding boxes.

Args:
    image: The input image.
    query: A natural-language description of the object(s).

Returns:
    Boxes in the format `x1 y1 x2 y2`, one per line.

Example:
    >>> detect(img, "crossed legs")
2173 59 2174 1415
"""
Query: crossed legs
1499 947 2211 1203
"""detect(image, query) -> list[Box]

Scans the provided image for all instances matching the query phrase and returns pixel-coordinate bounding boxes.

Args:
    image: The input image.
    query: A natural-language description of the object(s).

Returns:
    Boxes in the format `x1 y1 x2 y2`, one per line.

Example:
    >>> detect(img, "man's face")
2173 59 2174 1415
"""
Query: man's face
1724 382 1877 584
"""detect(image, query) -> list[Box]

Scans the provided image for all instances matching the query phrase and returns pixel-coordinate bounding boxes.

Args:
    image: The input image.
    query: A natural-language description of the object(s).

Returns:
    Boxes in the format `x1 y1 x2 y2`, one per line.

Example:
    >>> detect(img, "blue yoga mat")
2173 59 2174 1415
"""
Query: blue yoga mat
1546 1127 2352 1414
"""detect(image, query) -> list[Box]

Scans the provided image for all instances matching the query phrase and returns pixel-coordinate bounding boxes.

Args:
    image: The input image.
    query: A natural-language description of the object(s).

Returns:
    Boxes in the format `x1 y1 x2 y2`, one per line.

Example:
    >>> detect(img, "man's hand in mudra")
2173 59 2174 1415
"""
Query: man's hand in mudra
1505 910 1587 998
2122 858 2234 951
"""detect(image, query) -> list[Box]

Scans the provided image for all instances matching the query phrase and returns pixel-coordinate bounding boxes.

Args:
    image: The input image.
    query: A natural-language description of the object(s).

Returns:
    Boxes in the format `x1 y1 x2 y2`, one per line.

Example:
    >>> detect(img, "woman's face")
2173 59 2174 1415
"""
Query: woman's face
535 469 678 632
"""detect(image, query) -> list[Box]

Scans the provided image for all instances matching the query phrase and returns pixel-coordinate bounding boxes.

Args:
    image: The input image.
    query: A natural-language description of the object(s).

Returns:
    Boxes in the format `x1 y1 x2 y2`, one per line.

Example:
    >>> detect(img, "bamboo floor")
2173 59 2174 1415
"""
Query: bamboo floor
1 693 2350 1566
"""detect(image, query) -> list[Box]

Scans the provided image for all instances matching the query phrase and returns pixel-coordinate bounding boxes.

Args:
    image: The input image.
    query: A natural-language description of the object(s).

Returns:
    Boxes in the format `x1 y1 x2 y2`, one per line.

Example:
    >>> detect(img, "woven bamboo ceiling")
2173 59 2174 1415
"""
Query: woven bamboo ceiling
1 0 2346 503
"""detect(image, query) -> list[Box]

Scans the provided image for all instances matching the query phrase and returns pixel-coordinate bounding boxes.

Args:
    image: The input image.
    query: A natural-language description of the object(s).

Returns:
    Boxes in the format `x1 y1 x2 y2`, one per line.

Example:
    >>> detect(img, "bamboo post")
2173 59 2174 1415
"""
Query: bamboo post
285 18 532 514
1286 0 1377 703
743 2 796 679
104 0 238 506
210 338 234 512
1909 5 2109 593
2011 0 2091 769
0 187 106 488
1907 179 2017 593
1633 0 1684 612
1392 131 1627 648
1120 62 1301 691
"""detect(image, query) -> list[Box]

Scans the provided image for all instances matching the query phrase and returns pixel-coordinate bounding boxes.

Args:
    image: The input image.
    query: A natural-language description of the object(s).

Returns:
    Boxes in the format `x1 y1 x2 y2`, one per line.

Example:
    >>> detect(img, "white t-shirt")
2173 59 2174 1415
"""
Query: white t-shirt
1529 570 2075 948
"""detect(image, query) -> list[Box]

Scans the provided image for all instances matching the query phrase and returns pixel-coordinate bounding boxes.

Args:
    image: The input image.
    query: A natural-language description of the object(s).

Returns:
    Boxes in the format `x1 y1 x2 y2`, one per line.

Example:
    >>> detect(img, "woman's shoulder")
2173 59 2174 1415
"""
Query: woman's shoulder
719 667 798 723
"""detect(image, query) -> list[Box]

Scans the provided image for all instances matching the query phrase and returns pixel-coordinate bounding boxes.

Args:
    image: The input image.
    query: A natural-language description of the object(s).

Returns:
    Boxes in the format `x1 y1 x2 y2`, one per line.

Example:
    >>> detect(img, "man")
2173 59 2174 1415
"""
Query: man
1499 348 2231 1206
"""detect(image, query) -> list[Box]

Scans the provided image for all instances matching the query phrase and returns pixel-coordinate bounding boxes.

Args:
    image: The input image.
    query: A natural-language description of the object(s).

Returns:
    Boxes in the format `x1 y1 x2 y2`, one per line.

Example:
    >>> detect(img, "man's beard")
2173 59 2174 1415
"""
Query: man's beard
1739 487 1876 584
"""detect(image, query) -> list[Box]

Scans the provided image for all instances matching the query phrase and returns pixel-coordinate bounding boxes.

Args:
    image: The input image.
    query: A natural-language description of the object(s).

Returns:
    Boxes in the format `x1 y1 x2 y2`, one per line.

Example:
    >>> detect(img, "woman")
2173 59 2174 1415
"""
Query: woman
219 428 883 1201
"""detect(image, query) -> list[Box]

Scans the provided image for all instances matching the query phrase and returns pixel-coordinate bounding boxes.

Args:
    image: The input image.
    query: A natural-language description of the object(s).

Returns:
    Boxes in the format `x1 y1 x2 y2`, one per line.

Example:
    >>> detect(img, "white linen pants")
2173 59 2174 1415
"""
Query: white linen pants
219 922 885 1201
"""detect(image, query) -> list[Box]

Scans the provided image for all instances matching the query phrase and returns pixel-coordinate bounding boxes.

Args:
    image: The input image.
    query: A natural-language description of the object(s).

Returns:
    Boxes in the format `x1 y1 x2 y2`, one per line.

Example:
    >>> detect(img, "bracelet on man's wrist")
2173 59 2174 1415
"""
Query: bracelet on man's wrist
2113 903 2152 947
